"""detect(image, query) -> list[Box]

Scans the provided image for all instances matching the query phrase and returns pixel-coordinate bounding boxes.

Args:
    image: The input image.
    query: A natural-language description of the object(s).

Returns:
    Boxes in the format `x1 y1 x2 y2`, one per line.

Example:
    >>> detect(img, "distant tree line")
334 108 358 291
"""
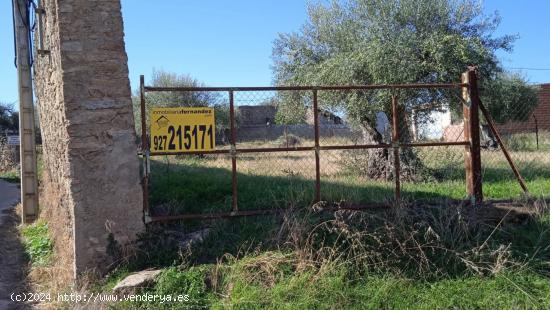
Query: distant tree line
132 70 230 140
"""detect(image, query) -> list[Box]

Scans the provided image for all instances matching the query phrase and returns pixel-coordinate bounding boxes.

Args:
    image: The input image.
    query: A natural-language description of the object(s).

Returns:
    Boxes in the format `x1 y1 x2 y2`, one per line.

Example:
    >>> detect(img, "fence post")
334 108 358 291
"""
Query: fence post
312 89 321 202
391 95 401 204
533 115 539 150
229 90 238 212
462 68 483 205
140 75 150 220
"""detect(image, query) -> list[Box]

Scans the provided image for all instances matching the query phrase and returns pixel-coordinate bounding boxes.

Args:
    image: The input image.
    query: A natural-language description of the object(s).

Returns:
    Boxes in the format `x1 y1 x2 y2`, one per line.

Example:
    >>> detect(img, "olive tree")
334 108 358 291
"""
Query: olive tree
272 0 535 180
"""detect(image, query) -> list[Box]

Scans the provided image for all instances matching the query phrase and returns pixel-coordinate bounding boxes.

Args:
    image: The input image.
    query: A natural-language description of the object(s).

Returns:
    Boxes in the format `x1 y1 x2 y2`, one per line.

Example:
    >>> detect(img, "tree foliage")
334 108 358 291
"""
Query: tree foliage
132 70 229 135
272 0 535 126
480 72 539 124
0 102 19 132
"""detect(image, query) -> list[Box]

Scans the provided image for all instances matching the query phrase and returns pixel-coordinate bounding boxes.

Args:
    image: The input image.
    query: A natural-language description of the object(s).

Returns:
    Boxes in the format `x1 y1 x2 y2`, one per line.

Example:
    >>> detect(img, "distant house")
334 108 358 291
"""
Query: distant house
429 83 550 142
237 105 277 126
305 108 344 126
235 105 352 142
411 106 452 141
237 105 345 127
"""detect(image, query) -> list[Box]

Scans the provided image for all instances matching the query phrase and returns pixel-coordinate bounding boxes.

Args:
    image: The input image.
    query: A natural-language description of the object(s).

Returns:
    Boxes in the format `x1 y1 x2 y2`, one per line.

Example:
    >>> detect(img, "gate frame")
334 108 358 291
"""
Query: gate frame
139 71 499 223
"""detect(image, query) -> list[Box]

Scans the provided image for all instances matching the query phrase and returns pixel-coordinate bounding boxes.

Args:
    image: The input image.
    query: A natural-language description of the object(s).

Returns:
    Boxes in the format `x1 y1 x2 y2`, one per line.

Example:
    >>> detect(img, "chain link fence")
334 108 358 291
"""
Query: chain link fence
480 84 550 200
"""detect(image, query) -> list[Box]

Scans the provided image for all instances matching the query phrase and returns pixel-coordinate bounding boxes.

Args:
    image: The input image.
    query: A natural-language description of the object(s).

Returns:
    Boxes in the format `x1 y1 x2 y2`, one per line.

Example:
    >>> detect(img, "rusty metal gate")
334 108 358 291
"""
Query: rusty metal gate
139 68 531 223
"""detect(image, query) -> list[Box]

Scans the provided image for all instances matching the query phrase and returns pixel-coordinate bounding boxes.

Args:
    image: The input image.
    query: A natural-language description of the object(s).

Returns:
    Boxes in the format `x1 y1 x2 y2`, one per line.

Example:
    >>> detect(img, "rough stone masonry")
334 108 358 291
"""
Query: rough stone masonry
33 0 144 279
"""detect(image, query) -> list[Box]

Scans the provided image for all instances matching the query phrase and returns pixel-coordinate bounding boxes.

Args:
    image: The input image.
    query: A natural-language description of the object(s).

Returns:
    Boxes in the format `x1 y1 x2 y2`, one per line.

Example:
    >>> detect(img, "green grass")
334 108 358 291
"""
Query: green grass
21 220 53 267
103 205 550 309
0 168 20 183
147 147 550 217
211 268 550 309
112 265 550 309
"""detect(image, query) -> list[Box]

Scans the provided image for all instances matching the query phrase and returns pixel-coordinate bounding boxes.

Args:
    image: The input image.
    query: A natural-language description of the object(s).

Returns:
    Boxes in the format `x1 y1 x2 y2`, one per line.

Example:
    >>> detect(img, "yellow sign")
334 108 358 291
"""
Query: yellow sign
150 107 216 153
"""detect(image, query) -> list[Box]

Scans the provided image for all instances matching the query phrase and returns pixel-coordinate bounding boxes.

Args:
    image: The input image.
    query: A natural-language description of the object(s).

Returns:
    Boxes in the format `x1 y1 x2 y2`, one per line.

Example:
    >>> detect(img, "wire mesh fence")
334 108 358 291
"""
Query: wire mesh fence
479 85 550 200
138 72 549 221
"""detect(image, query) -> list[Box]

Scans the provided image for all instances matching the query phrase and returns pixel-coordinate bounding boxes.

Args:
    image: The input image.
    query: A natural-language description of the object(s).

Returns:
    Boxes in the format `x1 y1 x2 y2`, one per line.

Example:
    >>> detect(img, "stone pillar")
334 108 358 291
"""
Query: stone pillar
34 0 144 279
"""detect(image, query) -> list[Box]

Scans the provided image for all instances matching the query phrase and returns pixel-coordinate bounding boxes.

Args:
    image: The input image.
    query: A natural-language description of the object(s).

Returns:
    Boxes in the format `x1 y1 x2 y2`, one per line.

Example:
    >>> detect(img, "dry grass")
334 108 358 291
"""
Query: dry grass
12 204 72 309
206 200 547 290
150 198 549 309
167 135 549 179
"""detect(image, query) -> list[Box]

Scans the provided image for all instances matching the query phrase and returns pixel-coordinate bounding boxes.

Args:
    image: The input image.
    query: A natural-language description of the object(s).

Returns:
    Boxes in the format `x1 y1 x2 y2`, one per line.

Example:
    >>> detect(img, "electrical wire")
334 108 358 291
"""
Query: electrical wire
12 0 17 68
505 67 550 71
12 0 38 68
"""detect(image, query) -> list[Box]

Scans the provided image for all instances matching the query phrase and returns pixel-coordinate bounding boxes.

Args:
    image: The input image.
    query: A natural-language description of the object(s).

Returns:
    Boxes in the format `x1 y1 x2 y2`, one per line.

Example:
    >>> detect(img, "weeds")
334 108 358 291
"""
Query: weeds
21 220 53 267
104 198 550 309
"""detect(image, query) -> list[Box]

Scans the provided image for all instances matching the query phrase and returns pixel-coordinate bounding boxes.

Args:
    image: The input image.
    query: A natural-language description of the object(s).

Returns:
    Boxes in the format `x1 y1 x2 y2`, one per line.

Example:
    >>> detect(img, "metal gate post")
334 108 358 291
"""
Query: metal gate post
312 89 321 202
140 75 150 221
462 68 483 205
229 91 238 212
391 95 401 204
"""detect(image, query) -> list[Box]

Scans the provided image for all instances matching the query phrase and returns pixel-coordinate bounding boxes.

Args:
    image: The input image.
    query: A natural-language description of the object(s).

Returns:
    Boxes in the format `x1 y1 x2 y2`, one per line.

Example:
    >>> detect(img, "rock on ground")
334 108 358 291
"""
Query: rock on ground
112 269 162 294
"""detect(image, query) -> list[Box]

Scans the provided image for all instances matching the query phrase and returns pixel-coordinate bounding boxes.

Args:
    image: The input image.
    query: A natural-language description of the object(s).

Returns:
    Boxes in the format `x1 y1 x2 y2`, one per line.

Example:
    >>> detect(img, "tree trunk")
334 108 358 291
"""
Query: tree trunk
360 120 391 179
358 112 424 181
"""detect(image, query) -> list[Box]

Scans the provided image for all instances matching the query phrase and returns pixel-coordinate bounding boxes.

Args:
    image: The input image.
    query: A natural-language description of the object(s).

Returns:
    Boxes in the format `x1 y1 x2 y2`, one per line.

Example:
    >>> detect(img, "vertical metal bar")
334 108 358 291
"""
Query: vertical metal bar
462 72 473 198
478 100 529 194
462 68 483 205
391 95 401 204
312 89 321 202
140 75 147 150
140 75 149 218
468 70 483 204
229 90 238 211
533 115 539 150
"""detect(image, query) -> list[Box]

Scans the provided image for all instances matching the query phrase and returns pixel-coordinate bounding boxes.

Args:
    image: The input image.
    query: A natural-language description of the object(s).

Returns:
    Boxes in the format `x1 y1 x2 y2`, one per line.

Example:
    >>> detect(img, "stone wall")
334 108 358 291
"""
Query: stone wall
34 0 144 279
238 106 277 126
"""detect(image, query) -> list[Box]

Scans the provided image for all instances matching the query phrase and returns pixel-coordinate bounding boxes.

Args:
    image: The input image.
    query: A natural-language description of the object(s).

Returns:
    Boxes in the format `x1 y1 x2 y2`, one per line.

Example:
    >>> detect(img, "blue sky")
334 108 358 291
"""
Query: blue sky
1 0 549 105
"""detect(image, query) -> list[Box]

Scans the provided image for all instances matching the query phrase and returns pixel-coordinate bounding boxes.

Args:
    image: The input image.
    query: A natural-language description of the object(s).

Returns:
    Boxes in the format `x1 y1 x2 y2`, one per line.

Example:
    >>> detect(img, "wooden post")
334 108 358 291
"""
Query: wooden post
13 0 39 222
462 68 483 205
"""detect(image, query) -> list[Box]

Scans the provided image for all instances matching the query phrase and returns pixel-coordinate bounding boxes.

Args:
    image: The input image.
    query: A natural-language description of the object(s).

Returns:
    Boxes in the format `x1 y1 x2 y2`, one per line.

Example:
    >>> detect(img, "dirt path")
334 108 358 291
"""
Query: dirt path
0 180 31 309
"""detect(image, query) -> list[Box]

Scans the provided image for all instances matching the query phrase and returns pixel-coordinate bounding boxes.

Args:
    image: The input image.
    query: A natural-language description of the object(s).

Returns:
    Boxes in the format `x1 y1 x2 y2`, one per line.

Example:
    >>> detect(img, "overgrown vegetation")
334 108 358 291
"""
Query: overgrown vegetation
21 220 53 267
100 197 550 309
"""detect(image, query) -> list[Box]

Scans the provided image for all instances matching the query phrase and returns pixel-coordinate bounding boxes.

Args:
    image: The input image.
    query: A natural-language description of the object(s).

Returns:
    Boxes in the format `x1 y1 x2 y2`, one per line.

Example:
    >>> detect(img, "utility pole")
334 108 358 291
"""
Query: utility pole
13 0 39 223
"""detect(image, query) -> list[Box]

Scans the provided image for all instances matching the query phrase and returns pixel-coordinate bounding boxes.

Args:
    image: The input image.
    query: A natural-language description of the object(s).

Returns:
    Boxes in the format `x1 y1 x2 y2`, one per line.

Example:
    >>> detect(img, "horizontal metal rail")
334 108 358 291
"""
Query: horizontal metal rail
148 199 479 223
150 209 283 222
143 141 468 156
144 83 468 92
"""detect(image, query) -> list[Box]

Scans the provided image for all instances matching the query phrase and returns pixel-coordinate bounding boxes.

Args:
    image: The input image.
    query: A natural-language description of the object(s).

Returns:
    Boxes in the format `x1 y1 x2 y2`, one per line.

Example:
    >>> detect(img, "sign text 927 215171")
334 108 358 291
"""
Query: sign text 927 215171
150 107 216 153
